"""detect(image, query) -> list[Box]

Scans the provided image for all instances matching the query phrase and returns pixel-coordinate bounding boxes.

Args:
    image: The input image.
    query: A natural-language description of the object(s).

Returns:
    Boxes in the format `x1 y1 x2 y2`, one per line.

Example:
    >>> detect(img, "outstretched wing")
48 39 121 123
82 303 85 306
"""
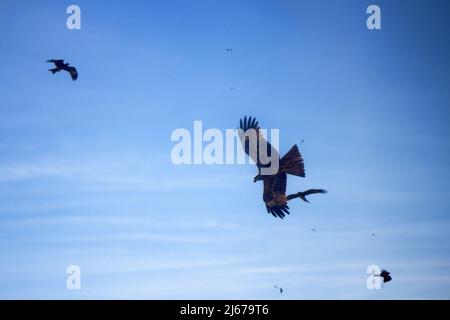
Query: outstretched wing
239 116 279 169
263 173 290 219
66 66 78 81
46 59 64 67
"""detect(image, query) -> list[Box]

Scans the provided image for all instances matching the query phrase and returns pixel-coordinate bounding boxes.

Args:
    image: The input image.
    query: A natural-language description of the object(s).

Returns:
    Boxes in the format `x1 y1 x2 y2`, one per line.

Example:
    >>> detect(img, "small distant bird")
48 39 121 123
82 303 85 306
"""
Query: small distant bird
273 285 283 294
239 116 326 219
47 59 78 81
311 228 316 232
300 139 304 144
371 233 376 236
376 270 392 283
229 87 234 90
226 48 233 52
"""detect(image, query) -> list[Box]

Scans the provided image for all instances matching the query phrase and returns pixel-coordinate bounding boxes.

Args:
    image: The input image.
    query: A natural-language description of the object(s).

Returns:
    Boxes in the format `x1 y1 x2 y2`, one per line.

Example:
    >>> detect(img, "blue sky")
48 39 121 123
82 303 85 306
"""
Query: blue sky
0 0 450 299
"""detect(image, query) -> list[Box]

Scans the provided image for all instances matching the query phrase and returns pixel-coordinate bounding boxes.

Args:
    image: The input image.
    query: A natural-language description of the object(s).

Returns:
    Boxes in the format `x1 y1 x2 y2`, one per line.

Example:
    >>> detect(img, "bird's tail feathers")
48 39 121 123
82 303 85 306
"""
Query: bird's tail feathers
280 144 305 177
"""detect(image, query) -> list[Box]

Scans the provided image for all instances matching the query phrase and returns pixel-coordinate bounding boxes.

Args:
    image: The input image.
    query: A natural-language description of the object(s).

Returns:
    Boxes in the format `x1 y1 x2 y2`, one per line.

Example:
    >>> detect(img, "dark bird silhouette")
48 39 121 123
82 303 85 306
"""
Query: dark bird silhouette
377 270 392 283
372 233 376 236
311 228 316 232
239 116 326 219
226 48 233 52
47 59 78 81
273 285 283 294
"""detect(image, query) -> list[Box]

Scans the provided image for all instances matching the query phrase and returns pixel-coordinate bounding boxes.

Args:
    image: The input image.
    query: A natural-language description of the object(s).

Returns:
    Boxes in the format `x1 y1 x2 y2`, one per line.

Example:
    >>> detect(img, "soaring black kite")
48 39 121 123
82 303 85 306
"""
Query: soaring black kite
378 270 392 283
47 59 78 81
239 116 326 219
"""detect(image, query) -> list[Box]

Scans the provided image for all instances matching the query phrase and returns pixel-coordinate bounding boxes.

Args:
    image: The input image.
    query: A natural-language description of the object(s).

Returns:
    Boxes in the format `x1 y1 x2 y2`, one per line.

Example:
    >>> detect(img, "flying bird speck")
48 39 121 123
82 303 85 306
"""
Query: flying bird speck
47 59 78 81
378 270 392 283
274 285 283 294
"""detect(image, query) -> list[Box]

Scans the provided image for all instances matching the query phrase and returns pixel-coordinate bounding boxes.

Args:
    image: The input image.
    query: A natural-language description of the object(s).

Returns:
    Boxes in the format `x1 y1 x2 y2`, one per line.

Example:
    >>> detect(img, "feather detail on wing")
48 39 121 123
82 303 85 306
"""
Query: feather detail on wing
238 116 279 169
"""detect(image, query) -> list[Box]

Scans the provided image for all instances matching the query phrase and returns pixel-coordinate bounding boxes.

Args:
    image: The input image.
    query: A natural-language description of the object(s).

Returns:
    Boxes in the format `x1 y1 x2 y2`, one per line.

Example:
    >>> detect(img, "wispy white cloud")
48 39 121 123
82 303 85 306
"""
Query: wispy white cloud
0 215 238 230
0 161 246 189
